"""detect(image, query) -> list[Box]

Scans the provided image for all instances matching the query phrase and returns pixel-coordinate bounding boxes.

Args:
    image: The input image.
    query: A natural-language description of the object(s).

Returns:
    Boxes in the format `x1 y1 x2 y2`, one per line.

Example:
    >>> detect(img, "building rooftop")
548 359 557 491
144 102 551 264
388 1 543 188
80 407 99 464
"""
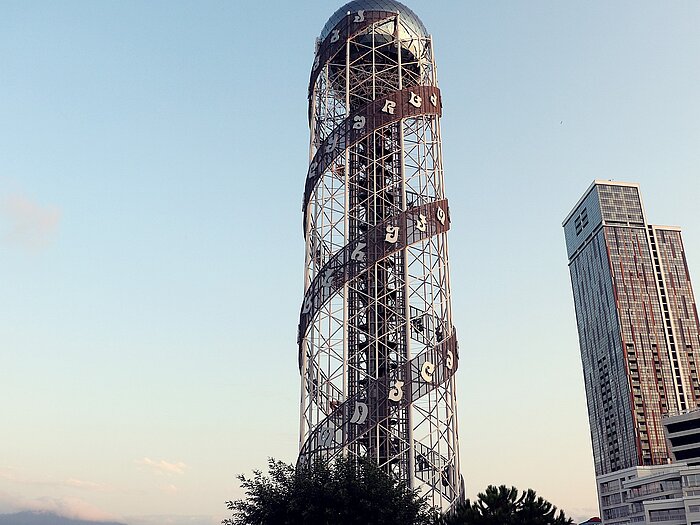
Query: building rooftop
562 179 640 226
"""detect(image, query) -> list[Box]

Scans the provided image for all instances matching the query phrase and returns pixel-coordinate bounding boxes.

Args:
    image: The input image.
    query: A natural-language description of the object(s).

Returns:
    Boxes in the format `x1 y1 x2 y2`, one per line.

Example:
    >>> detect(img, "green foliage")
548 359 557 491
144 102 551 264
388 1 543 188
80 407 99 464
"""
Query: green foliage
440 485 573 525
224 458 438 525
225 459 573 525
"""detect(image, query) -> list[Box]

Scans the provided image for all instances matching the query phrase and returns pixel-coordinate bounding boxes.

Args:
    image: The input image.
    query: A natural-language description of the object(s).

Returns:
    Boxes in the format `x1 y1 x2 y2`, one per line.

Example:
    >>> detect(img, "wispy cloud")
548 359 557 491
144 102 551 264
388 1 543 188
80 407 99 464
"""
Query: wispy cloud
159 483 179 494
136 458 187 476
0 467 110 493
0 193 61 252
64 478 109 492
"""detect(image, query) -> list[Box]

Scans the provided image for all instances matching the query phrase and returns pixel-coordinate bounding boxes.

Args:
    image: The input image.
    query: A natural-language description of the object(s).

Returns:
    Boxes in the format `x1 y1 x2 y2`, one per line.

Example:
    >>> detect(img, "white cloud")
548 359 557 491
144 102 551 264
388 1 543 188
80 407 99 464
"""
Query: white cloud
0 193 61 252
0 467 109 493
136 458 187 476
64 478 109 492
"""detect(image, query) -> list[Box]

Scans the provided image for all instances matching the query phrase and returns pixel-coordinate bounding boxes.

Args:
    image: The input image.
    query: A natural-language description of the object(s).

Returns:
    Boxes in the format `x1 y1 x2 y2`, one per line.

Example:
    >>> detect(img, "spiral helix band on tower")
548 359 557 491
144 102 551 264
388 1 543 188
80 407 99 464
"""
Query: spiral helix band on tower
298 0 463 509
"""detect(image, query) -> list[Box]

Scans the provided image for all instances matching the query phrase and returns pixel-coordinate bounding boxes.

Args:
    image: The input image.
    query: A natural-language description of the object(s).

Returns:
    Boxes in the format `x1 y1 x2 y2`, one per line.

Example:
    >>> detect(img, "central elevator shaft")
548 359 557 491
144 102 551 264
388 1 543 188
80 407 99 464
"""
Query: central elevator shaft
341 27 415 476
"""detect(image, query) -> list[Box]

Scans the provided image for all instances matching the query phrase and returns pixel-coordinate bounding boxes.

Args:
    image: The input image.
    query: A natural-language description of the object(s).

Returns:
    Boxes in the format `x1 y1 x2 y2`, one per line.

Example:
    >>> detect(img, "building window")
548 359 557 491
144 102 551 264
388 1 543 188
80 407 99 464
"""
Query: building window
600 479 621 494
575 208 589 236
649 508 685 522
684 474 700 487
603 506 630 520
602 493 622 506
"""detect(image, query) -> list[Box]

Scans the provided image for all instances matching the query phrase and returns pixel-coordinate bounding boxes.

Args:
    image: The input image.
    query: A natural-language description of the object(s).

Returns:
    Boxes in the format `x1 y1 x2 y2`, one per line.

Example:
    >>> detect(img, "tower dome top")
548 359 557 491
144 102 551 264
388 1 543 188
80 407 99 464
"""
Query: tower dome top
320 0 428 40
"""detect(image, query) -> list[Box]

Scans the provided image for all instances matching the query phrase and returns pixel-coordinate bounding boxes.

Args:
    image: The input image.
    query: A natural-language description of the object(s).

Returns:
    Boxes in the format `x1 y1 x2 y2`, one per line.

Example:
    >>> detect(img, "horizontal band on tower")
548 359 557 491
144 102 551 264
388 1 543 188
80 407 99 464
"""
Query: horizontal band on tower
298 329 459 469
303 85 442 234
299 198 450 352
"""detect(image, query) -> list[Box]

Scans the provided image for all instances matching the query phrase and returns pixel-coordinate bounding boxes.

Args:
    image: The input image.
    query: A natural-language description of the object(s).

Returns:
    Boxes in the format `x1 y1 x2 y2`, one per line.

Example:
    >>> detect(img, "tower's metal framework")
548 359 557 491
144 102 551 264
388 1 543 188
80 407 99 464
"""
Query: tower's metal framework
298 0 463 510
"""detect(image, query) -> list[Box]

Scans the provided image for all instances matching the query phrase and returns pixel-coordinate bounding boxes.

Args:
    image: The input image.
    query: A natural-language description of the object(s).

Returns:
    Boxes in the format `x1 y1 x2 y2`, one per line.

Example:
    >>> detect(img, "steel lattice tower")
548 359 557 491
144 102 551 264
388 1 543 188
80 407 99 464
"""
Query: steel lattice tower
298 0 463 510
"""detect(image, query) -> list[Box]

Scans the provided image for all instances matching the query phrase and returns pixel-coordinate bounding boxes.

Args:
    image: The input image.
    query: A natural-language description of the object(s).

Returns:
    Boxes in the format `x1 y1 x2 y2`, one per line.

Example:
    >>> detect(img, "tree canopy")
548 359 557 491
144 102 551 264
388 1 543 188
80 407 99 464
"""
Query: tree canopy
224 458 436 525
440 484 574 525
225 459 574 525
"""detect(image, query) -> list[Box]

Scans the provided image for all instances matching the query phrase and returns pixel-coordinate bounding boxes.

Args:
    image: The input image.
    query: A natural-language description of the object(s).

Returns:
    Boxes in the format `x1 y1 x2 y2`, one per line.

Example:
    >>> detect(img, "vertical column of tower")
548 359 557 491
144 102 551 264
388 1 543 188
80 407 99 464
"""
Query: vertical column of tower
298 1 462 510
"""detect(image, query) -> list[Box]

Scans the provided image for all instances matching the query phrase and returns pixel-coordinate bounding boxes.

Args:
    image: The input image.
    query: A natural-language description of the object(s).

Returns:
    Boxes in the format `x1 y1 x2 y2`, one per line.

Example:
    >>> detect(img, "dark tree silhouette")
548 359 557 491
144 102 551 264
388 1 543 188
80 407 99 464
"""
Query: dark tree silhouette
441 485 573 525
224 458 437 525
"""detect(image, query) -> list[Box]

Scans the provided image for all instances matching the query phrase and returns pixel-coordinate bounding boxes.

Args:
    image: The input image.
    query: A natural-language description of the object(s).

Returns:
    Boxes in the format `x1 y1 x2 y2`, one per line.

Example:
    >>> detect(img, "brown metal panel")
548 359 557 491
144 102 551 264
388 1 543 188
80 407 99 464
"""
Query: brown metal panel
299 199 450 342
303 85 442 232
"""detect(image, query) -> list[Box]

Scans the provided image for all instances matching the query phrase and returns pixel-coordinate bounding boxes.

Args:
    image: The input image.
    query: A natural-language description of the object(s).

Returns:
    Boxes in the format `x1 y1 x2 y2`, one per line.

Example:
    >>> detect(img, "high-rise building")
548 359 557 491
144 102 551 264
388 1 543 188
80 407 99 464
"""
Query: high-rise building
297 0 462 510
563 181 700 477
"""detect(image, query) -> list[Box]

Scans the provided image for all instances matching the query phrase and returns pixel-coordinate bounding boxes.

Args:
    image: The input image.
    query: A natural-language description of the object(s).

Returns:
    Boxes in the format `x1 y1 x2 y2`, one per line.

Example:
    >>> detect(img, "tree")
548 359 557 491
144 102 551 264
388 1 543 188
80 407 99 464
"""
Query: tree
441 485 573 525
224 458 438 525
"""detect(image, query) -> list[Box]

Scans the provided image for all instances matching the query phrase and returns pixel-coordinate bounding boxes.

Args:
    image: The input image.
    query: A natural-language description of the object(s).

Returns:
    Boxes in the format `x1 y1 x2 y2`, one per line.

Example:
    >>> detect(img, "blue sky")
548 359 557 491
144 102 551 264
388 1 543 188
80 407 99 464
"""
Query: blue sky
1 1 699 523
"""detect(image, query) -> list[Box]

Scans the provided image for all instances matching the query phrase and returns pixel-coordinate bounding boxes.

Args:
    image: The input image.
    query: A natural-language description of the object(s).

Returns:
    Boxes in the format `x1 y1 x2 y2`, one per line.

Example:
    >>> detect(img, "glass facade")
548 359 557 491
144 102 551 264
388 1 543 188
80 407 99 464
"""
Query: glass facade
564 181 700 476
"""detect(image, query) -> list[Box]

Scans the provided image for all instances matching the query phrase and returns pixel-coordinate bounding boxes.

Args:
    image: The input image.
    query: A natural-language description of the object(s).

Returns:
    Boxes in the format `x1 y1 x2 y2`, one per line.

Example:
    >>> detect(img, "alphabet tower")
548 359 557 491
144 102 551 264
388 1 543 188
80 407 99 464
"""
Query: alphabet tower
298 0 463 509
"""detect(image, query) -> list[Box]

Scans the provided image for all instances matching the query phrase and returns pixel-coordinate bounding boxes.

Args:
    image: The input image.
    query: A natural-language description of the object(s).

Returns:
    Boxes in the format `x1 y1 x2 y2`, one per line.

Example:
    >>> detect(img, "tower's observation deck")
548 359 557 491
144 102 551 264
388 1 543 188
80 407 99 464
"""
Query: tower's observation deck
298 0 463 509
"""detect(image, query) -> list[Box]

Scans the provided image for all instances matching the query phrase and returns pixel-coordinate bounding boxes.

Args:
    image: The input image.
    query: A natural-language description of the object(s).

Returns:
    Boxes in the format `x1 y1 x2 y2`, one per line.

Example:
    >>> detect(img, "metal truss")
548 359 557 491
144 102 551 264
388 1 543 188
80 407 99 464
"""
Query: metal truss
298 7 463 511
